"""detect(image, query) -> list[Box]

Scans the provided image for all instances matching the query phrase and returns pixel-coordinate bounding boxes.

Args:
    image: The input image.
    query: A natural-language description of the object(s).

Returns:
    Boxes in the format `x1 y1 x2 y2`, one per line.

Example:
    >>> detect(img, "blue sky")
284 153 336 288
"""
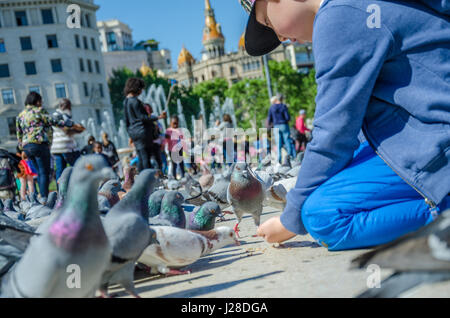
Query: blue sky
95 0 249 69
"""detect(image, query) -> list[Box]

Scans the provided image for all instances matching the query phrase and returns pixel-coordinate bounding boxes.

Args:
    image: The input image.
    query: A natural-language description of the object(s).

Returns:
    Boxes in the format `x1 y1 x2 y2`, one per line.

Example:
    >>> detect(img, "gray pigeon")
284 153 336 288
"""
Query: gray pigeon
98 179 124 215
352 209 450 298
45 192 58 210
100 169 160 298
149 191 186 228
1 155 115 298
138 226 239 275
26 167 74 230
227 162 264 238
186 166 233 210
186 202 222 231
2 199 19 220
24 192 53 221
148 189 167 218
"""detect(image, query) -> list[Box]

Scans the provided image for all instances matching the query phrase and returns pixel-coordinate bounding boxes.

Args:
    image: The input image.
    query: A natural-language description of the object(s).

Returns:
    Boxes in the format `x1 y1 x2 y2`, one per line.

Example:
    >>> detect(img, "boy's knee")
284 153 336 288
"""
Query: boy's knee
302 191 349 250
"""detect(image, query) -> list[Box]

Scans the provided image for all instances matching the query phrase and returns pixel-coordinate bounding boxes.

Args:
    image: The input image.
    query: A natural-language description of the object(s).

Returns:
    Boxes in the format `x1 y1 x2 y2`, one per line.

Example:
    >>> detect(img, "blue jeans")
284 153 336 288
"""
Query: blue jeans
24 143 51 200
54 151 80 182
302 141 450 251
274 124 296 162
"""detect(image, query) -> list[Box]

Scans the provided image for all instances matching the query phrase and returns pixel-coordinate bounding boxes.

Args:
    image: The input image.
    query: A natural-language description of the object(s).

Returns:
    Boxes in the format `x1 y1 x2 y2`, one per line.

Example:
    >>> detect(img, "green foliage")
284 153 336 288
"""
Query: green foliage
106 60 317 131
268 60 317 119
225 79 269 130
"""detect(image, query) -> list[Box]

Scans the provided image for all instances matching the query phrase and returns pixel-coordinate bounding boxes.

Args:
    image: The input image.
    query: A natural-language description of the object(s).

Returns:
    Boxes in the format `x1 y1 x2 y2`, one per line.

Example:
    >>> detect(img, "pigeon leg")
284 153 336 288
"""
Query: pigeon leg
234 222 241 239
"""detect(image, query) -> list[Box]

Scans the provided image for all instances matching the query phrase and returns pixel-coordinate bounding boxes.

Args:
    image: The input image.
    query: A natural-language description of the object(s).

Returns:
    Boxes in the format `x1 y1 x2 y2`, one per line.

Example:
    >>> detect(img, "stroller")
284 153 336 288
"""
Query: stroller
0 148 20 202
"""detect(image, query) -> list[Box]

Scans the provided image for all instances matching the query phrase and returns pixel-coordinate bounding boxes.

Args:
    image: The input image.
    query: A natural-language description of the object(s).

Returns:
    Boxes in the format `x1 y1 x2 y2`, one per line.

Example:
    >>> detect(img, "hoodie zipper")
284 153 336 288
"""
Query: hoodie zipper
373 148 439 217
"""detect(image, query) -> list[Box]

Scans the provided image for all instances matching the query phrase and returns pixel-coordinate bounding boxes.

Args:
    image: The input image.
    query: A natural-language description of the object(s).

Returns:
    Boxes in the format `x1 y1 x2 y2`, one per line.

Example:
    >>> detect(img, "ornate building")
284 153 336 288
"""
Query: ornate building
171 0 292 87
0 0 114 151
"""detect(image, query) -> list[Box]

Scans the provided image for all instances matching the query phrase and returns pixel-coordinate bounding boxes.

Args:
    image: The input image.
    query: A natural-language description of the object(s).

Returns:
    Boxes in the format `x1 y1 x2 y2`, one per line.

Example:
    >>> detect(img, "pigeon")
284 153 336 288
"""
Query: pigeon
2 199 19 220
122 165 137 193
186 167 233 210
264 183 288 209
227 163 264 238
1 155 115 298
45 192 58 210
0 218 37 280
184 173 202 196
100 169 160 298
54 167 73 210
138 226 239 275
199 174 215 191
149 191 186 228
98 179 124 215
25 168 74 230
253 170 274 192
24 192 54 221
148 190 167 218
186 202 222 231
352 209 450 298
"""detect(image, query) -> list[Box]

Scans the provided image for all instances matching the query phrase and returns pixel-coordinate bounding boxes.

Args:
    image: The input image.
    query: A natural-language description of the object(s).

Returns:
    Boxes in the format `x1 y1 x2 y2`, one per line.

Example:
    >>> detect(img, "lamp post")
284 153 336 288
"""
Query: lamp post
262 54 273 100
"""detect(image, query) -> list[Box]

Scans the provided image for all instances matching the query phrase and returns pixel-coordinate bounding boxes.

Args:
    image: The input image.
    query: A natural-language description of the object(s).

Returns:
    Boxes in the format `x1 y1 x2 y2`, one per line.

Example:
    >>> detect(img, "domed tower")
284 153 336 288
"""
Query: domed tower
178 46 195 86
238 32 246 52
202 0 225 61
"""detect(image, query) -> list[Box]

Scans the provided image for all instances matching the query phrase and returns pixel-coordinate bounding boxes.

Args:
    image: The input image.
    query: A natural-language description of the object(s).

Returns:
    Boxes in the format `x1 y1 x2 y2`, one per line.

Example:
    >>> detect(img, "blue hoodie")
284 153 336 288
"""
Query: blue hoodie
281 0 450 235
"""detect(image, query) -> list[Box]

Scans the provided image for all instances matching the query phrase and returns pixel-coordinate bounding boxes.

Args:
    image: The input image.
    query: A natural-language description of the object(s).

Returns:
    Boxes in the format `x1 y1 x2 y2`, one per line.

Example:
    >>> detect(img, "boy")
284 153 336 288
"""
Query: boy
92 142 112 168
239 0 450 250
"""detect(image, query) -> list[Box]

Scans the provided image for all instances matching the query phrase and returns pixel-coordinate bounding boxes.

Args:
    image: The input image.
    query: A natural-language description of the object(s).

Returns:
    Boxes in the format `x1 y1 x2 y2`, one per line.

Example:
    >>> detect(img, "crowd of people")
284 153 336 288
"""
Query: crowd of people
0 77 312 206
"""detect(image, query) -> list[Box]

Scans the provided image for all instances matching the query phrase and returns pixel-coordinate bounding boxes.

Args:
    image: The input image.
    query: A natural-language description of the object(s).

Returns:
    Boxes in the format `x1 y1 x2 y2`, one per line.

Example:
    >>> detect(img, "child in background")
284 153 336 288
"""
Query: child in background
17 151 37 201
165 115 185 179
239 0 450 250
92 142 112 167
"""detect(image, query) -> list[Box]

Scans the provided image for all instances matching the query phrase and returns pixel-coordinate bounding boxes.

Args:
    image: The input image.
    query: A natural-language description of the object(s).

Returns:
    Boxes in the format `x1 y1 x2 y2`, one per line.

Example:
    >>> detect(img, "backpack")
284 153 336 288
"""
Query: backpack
0 158 14 191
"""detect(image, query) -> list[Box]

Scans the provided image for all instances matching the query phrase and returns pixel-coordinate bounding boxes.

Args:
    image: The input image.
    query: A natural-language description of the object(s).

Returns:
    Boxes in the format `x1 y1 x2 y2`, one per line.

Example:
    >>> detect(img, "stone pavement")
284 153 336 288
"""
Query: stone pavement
111 207 450 298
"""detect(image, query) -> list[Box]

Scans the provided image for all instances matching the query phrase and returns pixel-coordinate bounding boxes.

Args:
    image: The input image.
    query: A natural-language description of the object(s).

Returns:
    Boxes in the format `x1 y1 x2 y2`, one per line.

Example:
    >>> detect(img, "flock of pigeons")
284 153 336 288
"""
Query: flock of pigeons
0 152 449 298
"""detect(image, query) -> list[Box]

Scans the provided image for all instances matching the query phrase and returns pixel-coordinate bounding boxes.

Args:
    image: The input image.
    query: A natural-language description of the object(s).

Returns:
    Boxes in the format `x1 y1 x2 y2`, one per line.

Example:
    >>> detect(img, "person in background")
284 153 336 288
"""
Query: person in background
295 109 311 152
92 142 111 167
143 103 163 170
17 151 37 201
268 94 296 162
101 132 120 169
123 78 166 172
51 98 84 182
81 136 96 155
0 148 20 201
16 92 73 203
165 115 185 179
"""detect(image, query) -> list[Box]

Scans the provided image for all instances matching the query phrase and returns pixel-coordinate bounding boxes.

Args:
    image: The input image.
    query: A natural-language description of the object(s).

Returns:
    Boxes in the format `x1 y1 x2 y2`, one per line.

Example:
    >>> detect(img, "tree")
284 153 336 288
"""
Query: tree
192 78 229 122
268 60 317 119
225 78 270 130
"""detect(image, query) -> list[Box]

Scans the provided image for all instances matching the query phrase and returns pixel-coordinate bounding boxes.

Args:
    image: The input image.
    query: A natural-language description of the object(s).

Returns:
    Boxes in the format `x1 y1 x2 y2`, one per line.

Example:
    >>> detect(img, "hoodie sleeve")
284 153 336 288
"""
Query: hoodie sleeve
280 4 394 235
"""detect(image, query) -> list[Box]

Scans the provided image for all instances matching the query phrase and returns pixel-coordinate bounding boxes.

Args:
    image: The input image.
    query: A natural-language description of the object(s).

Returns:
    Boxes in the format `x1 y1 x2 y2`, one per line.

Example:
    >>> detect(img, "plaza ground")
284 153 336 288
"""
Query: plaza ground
111 207 450 298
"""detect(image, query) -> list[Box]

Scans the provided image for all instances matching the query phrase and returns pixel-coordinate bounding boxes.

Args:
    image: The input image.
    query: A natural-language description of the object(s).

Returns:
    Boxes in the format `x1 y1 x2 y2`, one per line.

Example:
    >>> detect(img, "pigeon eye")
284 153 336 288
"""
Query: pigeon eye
229 233 233 237
152 233 156 239
210 209 215 214
85 164 94 171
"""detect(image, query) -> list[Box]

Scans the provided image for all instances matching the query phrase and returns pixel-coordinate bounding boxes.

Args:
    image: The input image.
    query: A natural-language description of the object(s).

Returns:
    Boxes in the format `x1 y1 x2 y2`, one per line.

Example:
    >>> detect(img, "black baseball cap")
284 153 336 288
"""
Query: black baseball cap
243 1 281 56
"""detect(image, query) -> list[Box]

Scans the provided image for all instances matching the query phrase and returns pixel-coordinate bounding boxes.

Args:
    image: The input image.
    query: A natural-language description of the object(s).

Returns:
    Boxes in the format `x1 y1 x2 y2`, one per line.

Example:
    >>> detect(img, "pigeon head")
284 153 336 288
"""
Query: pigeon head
202 202 222 218
232 162 252 181
215 226 240 247
69 155 116 186
148 190 167 218
99 179 125 195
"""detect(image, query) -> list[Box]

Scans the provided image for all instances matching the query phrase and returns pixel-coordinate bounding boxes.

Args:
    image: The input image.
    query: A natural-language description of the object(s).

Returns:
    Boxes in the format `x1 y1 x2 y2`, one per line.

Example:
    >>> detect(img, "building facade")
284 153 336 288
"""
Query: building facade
97 19 172 78
172 0 314 87
0 0 114 152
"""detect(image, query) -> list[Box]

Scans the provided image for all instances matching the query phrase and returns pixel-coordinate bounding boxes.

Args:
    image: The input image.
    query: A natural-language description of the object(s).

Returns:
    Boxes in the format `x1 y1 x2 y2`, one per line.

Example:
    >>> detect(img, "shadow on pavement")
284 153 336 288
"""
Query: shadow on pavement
158 271 284 298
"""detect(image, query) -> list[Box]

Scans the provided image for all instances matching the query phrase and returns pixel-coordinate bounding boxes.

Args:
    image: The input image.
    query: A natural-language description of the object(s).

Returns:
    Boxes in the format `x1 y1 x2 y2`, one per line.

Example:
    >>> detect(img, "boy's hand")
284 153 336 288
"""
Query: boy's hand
257 216 296 243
